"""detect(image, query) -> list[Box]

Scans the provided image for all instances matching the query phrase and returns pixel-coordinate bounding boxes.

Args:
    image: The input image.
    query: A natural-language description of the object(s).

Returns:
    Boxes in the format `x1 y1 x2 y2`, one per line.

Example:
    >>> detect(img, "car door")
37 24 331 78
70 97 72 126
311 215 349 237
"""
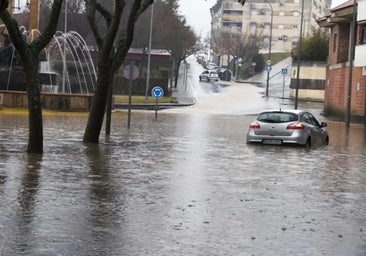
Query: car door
303 112 324 145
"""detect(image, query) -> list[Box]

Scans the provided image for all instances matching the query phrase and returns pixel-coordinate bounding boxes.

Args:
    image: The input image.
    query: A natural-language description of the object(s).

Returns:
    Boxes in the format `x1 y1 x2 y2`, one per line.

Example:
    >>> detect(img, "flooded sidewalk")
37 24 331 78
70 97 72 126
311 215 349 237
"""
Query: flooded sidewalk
0 112 365 256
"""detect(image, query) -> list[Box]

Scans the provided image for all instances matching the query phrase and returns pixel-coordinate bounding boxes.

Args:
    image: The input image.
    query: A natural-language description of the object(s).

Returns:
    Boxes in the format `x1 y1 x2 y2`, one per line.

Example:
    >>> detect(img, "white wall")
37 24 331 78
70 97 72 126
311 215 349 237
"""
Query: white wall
358 0 366 22
355 45 366 67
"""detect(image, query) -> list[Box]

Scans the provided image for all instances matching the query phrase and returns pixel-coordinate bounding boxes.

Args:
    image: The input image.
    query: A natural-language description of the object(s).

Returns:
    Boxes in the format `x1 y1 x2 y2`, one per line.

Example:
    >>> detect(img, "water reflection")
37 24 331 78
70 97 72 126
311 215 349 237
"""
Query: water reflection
15 154 42 254
328 122 366 153
0 113 365 255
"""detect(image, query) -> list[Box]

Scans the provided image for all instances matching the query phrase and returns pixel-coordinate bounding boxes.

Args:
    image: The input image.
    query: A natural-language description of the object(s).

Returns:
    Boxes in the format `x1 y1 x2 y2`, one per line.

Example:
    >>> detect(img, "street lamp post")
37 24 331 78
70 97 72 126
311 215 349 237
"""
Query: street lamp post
265 0 273 98
294 0 304 109
145 2 154 103
62 0 67 93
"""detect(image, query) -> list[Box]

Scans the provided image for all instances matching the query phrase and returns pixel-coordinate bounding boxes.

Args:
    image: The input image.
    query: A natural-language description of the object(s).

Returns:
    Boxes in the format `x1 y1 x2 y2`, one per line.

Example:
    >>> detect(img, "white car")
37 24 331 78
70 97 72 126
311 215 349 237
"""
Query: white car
199 70 219 82
246 109 329 148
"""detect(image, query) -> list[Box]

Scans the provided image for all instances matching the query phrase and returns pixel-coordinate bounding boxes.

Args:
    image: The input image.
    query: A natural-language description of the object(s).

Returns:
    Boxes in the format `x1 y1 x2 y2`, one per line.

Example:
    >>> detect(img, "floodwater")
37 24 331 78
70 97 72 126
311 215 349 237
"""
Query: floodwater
0 111 366 256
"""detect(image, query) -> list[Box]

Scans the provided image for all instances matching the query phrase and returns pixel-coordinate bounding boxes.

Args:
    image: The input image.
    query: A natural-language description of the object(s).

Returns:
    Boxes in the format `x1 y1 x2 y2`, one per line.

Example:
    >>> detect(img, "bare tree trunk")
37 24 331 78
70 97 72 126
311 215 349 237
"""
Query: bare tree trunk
174 60 181 88
24 62 43 153
0 0 63 154
83 58 113 143
83 0 153 144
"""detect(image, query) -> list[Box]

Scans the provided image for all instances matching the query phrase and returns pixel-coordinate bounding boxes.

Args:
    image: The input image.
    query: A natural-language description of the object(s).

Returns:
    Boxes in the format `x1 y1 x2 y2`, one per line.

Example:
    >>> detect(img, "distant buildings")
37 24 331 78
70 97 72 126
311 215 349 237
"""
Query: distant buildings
210 0 331 64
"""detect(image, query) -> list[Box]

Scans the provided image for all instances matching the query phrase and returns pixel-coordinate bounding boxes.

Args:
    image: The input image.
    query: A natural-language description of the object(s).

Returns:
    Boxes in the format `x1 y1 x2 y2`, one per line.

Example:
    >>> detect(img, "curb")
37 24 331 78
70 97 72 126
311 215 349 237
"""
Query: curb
114 101 196 110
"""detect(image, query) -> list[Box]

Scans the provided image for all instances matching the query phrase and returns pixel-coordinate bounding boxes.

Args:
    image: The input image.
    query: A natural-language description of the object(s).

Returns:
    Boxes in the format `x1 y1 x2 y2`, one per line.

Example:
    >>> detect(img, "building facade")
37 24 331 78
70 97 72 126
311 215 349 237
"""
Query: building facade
318 0 366 122
211 0 331 65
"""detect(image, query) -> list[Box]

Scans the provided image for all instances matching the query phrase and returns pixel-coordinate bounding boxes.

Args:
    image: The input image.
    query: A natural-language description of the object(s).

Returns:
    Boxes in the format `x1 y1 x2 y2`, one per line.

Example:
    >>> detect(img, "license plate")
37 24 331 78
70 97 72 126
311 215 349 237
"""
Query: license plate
262 139 282 145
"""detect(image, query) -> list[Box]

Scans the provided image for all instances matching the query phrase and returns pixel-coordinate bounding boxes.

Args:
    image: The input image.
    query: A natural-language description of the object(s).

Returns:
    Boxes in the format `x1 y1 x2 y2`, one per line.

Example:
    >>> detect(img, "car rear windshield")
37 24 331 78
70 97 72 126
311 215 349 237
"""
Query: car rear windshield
257 112 298 123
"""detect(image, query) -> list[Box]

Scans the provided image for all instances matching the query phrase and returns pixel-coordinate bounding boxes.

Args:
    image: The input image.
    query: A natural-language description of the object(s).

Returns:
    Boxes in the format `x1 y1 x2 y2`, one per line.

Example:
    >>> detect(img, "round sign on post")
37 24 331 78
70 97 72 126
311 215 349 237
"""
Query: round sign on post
266 60 272 66
152 86 164 120
151 86 164 99
123 64 139 80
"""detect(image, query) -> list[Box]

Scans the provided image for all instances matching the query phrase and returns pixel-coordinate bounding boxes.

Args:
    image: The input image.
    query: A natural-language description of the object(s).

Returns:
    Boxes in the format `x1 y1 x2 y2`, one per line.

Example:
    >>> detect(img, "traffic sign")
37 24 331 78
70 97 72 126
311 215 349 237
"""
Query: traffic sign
123 64 139 80
151 86 164 99
266 60 272 66
281 68 288 75
266 65 272 72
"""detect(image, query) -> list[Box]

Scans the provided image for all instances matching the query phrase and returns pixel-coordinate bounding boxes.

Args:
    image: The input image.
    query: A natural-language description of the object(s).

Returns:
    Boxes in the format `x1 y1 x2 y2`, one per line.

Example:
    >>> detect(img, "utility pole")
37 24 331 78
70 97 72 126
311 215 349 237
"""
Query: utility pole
345 0 357 127
294 0 304 109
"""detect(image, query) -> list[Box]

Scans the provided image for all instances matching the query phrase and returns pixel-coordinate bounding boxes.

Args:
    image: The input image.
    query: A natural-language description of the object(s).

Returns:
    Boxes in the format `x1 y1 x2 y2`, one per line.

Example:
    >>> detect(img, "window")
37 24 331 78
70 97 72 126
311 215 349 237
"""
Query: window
293 24 299 29
278 24 284 29
359 24 366 45
264 10 272 16
250 22 257 29
279 11 285 16
264 23 271 29
293 11 300 16
257 112 298 123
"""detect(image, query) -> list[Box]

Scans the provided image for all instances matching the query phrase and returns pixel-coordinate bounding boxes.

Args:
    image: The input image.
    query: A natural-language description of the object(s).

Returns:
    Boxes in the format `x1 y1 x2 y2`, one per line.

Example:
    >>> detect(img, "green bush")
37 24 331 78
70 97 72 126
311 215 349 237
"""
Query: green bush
292 29 329 61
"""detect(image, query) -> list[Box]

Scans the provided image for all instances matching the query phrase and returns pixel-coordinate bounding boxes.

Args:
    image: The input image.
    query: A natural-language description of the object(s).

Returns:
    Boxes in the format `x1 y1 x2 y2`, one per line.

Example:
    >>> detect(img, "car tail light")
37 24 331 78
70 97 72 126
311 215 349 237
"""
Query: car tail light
287 122 305 130
249 122 260 129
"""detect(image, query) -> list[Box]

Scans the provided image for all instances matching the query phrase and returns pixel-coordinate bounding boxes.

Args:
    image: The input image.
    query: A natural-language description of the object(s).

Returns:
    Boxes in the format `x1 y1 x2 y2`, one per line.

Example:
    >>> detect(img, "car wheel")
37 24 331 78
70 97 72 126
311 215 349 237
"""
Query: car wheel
305 137 311 149
207 77 210 82
199 77 202 81
324 137 329 146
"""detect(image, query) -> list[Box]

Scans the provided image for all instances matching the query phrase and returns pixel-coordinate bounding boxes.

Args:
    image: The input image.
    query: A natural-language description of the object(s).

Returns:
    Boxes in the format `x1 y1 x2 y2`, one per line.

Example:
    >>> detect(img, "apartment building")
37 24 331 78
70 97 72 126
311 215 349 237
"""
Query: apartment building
211 0 331 60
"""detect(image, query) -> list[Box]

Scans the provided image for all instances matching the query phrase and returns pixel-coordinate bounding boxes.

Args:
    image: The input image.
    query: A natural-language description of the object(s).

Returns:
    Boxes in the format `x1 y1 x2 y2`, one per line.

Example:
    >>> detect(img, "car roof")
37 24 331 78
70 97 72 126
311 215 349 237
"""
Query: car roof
258 109 305 115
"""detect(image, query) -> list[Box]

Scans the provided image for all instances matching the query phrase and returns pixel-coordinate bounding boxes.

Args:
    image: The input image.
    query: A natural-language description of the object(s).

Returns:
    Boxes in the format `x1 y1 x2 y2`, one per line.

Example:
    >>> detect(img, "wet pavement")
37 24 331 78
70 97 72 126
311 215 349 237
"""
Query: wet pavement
1 111 366 256
1 57 366 255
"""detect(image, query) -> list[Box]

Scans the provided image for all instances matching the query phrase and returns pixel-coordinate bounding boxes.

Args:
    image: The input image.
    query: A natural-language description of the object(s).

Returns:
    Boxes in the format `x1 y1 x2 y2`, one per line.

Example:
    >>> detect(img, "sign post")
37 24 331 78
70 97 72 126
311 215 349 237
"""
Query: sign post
123 63 139 129
151 86 164 120
281 68 288 98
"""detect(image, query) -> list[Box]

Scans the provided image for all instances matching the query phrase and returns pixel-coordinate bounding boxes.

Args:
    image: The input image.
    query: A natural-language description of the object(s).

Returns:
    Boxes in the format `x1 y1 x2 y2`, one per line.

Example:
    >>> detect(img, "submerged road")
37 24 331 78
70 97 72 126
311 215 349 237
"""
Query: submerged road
0 57 365 256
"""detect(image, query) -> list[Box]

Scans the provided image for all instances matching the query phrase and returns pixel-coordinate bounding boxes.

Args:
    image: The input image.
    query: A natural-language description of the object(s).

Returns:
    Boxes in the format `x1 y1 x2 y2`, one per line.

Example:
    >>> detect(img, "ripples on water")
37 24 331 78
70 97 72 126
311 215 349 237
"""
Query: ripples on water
0 113 365 255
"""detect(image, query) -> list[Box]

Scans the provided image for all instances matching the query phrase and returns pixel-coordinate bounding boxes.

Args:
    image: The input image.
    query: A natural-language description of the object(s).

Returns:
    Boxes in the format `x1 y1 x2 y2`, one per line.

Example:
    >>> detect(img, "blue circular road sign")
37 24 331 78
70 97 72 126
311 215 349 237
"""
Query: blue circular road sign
151 86 164 99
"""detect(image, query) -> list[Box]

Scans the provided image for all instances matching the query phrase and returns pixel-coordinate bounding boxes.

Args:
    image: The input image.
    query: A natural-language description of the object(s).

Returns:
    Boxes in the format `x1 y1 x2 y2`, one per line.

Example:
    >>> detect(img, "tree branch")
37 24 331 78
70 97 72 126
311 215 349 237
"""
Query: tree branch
85 0 103 46
0 10 27 56
113 0 153 71
32 0 63 53
0 0 8 12
95 2 112 26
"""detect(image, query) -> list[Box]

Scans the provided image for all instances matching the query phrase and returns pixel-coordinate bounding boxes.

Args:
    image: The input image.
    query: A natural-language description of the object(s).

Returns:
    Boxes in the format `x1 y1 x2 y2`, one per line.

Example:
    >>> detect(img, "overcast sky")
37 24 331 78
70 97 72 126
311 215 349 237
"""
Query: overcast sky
331 0 348 8
178 0 217 37
178 0 348 37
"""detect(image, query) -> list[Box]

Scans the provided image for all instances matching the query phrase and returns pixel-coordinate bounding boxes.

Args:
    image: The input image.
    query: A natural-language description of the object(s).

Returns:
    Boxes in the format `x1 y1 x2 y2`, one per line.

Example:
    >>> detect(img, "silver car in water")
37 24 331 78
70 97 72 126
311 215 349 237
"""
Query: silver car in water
246 109 329 147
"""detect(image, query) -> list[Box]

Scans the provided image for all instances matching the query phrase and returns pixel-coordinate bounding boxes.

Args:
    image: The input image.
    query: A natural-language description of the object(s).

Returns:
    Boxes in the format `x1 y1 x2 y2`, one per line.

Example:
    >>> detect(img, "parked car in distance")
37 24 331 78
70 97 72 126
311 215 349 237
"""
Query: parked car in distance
246 109 329 147
206 62 218 70
199 70 219 82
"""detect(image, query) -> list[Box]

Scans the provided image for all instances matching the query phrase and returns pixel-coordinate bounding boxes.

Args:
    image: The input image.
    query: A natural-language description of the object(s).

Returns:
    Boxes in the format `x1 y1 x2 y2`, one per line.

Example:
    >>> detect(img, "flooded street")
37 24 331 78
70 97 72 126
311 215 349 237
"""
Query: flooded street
1 111 366 256
1 57 366 255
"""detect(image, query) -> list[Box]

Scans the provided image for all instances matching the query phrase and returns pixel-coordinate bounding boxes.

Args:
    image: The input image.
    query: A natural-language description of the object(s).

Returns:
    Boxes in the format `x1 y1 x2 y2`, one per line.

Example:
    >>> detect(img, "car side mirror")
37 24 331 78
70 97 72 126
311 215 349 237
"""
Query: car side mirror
320 122 327 128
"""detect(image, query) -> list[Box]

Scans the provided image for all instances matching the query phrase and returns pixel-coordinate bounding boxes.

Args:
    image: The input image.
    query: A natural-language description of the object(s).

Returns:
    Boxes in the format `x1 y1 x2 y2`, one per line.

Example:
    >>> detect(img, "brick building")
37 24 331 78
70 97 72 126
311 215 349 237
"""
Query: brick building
318 0 366 122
